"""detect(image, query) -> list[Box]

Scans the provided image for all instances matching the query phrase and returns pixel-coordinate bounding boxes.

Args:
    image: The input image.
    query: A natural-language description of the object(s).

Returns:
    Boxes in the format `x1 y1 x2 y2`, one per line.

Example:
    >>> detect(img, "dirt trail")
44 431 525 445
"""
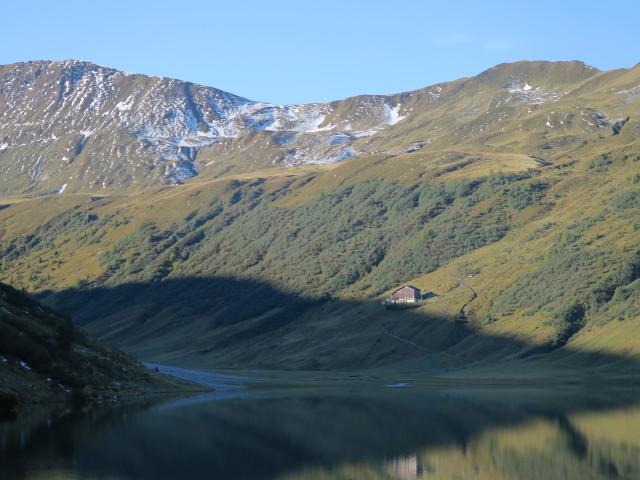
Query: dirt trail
380 326 430 351
452 277 479 320
380 278 478 353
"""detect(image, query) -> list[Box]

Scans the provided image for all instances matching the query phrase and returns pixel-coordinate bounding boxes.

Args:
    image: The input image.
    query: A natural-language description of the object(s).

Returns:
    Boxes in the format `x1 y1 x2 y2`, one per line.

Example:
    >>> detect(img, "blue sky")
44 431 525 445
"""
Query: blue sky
3 1 639 105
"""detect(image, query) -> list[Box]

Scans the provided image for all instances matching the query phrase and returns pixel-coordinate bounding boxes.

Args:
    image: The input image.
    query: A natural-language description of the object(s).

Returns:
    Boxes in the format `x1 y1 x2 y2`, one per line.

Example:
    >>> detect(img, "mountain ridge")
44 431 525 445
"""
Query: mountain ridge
0 58 639 373
4 58 637 196
0 59 416 195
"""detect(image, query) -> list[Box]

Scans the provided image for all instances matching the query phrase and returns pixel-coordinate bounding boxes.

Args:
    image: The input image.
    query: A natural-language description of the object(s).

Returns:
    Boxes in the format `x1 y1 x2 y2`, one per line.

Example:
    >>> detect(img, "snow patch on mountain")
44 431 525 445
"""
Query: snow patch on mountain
328 132 355 145
427 86 443 100
580 108 609 129
116 99 133 111
386 104 407 125
130 93 404 175
165 161 198 181
281 145 357 167
260 103 330 133
501 78 561 105
0 60 414 192
617 86 640 100
351 129 380 138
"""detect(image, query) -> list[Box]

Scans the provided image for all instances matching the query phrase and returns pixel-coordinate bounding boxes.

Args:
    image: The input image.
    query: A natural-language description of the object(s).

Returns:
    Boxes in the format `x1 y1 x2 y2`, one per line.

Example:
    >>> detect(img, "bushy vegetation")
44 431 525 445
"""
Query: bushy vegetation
78 172 547 298
2 59 639 371
1 172 543 299
491 237 640 343
0 282 144 394
492 245 601 316
586 153 613 169
611 190 640 210
0 145 635 366
0 210 120 289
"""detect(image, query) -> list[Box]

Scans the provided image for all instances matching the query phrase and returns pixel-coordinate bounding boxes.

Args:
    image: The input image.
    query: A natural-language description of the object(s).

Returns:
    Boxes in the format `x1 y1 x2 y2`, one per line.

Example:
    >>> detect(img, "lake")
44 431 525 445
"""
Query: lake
2 369 639 480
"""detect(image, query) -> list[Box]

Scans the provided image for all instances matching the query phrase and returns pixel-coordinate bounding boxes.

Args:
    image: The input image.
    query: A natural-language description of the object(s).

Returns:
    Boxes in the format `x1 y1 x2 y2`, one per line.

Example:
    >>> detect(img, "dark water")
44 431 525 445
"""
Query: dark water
1 384 640 480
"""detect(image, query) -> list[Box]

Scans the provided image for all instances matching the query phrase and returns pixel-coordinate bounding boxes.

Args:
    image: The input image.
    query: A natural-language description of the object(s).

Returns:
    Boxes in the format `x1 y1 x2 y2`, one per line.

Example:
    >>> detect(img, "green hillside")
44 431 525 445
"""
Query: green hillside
0 60 638 375
0 281 191 410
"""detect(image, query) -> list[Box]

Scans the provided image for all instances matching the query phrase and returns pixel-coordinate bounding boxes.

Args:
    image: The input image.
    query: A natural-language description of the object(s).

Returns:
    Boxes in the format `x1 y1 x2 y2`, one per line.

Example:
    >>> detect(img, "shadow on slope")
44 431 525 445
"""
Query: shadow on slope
38 276 640 375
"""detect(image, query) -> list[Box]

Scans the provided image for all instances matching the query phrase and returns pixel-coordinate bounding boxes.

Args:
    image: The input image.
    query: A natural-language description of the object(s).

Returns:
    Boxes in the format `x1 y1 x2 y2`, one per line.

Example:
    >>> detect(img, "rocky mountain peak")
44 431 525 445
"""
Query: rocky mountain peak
0 60 411 195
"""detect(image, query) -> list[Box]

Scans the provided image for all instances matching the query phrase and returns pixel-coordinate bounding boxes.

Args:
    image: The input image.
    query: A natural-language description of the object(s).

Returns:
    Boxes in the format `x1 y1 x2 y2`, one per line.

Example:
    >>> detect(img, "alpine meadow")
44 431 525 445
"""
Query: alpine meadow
0 58 639 379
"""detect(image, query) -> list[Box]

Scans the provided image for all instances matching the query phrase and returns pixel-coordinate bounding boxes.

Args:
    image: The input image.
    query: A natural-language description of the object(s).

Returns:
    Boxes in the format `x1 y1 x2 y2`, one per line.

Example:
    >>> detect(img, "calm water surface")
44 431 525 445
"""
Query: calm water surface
1 378 639 480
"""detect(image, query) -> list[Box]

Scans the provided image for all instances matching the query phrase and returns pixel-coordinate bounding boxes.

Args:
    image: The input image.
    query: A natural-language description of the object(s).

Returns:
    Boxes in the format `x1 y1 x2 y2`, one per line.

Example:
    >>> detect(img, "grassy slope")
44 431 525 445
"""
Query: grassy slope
0 60 638 375
0 282 197 409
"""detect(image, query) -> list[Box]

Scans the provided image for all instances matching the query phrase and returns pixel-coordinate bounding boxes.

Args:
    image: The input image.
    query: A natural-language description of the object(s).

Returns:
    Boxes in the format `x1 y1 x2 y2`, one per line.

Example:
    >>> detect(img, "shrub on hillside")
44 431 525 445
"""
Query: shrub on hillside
611 191 640 210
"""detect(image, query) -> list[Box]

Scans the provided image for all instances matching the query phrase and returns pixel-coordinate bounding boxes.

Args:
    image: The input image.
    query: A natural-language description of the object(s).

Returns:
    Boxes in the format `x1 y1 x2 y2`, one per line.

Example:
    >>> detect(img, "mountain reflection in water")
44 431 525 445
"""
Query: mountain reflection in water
1 386 639 480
